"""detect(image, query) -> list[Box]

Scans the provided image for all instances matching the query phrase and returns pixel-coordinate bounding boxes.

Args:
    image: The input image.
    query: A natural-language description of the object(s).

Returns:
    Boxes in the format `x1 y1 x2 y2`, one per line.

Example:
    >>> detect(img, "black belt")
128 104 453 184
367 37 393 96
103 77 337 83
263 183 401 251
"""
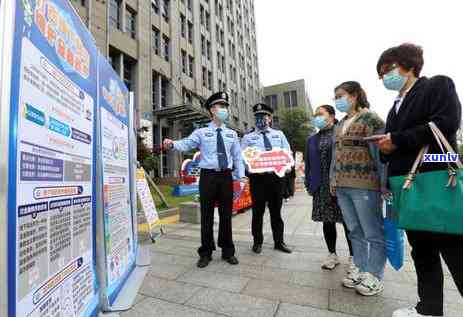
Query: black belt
201 168 232 173
250 171 274 176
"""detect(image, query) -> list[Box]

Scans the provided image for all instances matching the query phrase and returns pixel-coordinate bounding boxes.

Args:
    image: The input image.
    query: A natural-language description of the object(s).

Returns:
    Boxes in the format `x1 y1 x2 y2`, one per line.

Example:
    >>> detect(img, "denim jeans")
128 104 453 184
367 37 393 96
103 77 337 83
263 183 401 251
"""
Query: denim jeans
336 187 386 279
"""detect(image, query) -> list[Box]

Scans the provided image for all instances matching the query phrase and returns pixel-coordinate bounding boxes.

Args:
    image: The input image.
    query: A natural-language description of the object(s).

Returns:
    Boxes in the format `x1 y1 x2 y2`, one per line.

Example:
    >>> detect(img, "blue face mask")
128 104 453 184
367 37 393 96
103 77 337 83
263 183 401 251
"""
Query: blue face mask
313 115 328 129
215 108 229 122
383 68 407 91
335 96 352 113
255 114 269 130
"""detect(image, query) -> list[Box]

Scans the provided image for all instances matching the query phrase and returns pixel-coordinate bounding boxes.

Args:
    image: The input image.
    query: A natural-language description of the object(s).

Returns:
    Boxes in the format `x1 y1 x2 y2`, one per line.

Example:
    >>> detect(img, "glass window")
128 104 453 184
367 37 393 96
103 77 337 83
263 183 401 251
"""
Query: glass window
188 21 193 44
181 50 187 74
180 14 186 38
109 0 121 29
123 57 133 91
188 56 194 78
152 27 160 55
152 72 159 108
151 0 159 14
125 7 136 39
291 90 298 107
162 0 169 22
162 35 170 61
284 92 291 108
161 77 169 108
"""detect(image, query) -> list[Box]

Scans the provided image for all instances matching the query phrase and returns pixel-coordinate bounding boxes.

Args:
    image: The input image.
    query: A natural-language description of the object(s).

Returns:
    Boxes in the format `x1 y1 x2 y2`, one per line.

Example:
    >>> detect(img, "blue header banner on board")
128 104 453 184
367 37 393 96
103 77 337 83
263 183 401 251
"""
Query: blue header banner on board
7 0 99 316
98 52 136 305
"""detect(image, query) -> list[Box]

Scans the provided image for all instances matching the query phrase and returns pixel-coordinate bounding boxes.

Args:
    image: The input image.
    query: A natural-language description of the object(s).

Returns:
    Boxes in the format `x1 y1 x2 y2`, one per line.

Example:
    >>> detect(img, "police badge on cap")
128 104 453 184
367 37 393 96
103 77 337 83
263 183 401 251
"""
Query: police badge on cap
252 103 273 116
204 91 230 110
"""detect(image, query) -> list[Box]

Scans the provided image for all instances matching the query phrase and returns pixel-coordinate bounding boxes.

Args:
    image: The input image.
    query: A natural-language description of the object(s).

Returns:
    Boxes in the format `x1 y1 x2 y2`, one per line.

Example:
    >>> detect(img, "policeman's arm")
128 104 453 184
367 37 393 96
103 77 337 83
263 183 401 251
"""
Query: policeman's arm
280 132 291 151
232 136 245 179
172 130 201 152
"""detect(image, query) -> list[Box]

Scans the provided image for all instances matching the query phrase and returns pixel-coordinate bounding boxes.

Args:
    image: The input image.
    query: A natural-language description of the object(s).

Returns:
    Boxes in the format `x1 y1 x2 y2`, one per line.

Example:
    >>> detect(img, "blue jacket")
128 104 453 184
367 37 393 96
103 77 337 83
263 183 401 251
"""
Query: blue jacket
304 133 321 194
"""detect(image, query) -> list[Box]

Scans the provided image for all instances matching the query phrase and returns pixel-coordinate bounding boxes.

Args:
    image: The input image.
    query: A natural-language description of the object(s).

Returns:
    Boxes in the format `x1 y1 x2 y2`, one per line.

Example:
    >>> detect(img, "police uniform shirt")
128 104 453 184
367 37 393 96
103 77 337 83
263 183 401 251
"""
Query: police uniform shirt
241 127 291 153
173 122 245 179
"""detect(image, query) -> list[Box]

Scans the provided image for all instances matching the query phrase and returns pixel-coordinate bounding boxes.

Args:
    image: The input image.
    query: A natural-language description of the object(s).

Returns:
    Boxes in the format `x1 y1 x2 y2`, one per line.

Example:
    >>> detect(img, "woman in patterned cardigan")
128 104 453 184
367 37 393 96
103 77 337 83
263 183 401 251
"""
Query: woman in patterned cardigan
329 81 387 296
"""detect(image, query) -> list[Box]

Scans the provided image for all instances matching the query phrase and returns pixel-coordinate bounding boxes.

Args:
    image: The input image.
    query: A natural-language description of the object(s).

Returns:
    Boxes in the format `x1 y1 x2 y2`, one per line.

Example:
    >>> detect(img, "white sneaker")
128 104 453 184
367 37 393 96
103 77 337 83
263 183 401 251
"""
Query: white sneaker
355 272 384 296
342 267 366 288
321 253 340 270
347 256 357 274
392 307 443 317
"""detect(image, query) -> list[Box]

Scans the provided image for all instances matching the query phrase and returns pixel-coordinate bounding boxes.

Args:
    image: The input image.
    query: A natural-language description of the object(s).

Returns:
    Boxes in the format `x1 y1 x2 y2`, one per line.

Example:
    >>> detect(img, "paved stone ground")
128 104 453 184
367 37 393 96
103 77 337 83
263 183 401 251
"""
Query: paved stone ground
123 192 463 317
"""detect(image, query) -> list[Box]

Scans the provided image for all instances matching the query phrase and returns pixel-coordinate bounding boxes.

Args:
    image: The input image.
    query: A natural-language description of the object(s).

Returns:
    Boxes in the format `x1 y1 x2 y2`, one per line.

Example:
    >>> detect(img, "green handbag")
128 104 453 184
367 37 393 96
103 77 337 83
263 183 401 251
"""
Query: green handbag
388 122 463 235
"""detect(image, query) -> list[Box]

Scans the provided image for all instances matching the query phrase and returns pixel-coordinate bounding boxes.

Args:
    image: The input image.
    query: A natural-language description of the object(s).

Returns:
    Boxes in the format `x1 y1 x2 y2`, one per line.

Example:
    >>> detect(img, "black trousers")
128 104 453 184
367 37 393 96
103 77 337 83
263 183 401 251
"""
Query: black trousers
407 230 463 316
249 173 285 246
198 169 235 258
283 176 295 199
323 221 353 256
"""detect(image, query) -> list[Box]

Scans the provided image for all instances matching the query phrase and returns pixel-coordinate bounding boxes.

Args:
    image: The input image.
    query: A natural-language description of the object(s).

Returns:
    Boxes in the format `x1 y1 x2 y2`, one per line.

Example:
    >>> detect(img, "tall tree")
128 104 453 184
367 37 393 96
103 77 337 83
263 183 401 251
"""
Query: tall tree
278 108 316 153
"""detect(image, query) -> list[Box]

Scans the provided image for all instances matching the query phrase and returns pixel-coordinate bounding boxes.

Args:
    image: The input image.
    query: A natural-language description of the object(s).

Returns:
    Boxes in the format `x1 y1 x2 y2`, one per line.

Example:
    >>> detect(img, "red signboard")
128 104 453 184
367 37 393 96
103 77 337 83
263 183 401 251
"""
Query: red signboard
242 147 294 177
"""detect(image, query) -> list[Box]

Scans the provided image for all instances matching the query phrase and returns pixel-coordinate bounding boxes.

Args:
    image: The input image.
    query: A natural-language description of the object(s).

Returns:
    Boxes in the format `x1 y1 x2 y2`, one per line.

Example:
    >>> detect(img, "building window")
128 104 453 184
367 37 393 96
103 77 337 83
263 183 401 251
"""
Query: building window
205 12 211 31
265 94 278 110
162 0 169 22
188 56 194 78
108 49 119 73
123 57 133 91
217 52 221 72
202 67 207 87
220 30 224 47
181 50 187 74
161 77 169 108
187 21 193 44
206 41 211 60
221 56 226 73
162 35 170 61
151 0 159 14
200 5 205 25
284 90 298 108
291 90 298 107
187 0 192 11
152 27 160 55
208 71 213 90
125 7 136 39
183 89 193 105
152 72 159 108
180 14 186 38
109 0 122 30
201 35 206 56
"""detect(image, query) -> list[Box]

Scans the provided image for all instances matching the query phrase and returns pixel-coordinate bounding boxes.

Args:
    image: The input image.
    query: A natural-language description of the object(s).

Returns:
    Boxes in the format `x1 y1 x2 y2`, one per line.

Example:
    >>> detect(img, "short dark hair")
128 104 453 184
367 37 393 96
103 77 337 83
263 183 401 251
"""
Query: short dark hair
376 43 424 77
334 81 370 110
317 105 338 124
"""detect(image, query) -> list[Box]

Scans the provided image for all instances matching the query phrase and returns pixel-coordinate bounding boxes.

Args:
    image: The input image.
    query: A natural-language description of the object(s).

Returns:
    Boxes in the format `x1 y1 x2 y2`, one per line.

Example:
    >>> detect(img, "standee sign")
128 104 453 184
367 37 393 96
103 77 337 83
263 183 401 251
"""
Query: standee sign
0 0 138 316
2 0 99 316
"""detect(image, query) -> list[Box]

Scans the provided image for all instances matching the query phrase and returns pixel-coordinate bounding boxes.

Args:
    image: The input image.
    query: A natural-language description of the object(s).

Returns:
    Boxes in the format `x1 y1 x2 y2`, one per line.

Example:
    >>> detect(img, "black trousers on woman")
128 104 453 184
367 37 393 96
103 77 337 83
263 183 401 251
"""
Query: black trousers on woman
407 230 463 316
323 221 353 256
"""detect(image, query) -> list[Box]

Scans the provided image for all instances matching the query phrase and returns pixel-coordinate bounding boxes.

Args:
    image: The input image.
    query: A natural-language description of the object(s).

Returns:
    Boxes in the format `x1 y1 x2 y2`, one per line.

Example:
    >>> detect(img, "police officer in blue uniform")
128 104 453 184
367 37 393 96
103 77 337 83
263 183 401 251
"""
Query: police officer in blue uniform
242 103 293 254
163 92 245 268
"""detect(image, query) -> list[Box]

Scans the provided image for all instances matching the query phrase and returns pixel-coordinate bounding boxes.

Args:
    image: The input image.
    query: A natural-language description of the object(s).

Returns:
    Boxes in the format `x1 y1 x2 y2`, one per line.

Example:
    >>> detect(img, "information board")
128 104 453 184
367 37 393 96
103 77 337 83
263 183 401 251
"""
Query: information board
6 0 99 316
97 53 136 305
136 168 160 231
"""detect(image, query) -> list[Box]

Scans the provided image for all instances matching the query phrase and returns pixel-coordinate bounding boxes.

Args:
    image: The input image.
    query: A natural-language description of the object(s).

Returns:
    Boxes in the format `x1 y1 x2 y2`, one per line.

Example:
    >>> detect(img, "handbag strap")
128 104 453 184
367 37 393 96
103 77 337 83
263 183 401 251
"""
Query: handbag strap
403 145 429 189
403 122 462 189
429 122 463 169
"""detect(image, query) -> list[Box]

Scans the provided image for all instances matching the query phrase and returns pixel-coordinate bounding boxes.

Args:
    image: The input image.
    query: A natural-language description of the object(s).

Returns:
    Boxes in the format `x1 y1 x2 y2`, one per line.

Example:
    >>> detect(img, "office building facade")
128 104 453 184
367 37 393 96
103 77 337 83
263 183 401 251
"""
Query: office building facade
71 0 262 176
263 79 312 128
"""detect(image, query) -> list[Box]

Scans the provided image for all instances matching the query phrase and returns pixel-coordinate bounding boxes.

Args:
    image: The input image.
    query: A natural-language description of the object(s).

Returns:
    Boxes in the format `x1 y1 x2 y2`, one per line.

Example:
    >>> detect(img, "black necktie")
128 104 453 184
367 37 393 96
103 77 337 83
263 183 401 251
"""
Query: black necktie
216 128 228 169
262 131 272 151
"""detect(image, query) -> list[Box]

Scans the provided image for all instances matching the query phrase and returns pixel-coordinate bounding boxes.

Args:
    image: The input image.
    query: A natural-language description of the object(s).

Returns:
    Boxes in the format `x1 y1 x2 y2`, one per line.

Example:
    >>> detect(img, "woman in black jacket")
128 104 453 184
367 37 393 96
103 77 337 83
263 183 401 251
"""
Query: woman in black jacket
375 43 462 317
